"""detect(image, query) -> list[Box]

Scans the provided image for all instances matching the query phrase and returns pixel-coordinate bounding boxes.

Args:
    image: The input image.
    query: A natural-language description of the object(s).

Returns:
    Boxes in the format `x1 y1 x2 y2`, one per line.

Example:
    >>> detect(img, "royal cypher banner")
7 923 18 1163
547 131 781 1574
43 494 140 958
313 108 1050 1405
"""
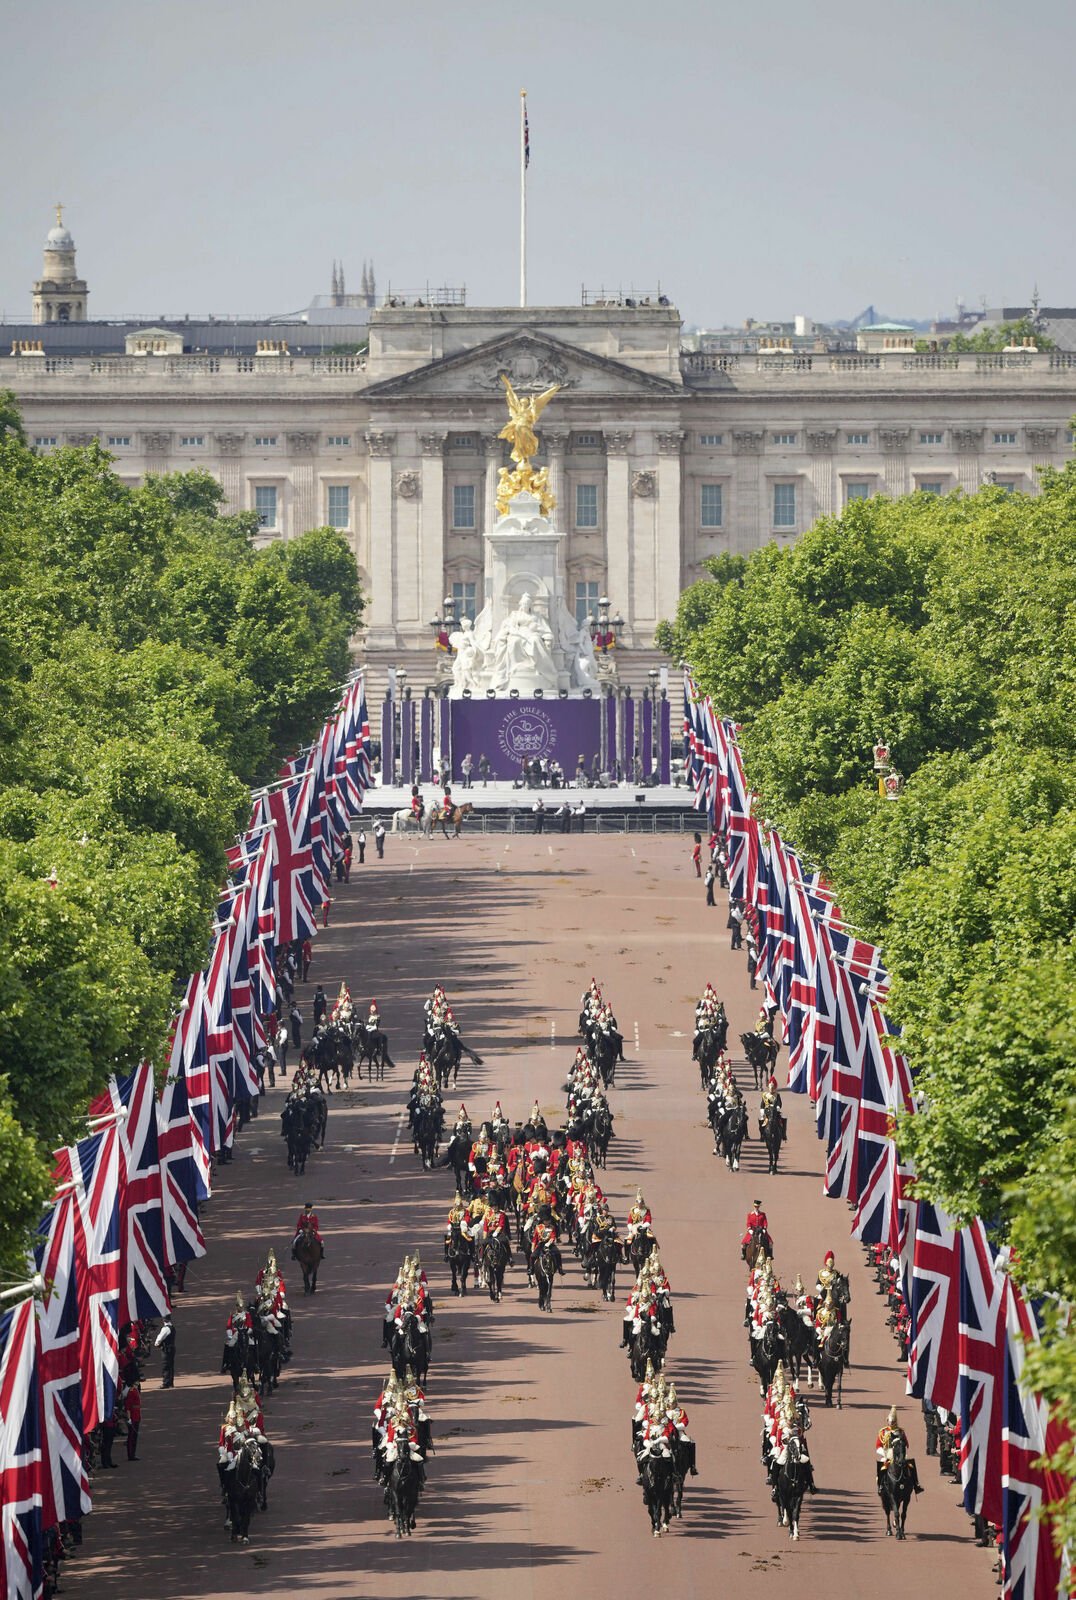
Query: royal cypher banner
448 699 601 781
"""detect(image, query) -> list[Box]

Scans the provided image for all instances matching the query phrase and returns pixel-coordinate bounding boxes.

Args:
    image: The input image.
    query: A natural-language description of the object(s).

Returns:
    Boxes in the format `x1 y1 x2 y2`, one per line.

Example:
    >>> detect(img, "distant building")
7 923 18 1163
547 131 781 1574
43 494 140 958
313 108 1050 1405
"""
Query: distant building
31 206 88 324
4 211 1076 693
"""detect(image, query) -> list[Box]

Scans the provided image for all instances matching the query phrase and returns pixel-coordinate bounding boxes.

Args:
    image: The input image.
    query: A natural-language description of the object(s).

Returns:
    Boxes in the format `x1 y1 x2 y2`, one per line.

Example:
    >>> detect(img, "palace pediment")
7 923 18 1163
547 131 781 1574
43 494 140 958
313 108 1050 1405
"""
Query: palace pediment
365 330 681 402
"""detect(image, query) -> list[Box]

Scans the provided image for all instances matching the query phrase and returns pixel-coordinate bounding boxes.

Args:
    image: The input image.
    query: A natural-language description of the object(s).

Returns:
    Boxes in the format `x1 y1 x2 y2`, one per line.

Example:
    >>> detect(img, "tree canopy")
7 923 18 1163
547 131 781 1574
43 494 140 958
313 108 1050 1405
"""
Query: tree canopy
663 463 1076 1544
0 402 363 1272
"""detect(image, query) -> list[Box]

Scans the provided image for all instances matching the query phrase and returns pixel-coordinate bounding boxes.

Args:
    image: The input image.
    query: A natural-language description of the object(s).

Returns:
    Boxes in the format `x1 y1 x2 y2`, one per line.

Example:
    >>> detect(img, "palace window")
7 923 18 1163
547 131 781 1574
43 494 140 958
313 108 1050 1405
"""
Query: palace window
918 481 944 496
254 485 278 528
450 434 475 450
573 432 600 449
699 433 723 447
34 436 58 448
575 580 600 625
180 435 205 448
253 434 277 447
700 483 723 527
845 482 871 502
846 432 870 446
452 483 476 529
327 485 350 528
919 431 944 446
452 580 478 622
575 483 599 527
107 435 131 448
773 482 797 528
993 431 1017 446
772 432 797 446
326 434 351 448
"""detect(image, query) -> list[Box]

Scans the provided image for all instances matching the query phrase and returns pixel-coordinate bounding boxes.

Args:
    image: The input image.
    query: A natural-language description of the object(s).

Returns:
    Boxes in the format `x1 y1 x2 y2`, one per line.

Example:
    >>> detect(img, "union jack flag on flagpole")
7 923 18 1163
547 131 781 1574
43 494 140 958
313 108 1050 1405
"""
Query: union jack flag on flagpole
169 971 212 1202
203 928 236 1159
0 1299 45 1600
156 1063 206 1271
1000 1271 1071 1600
52 1126 122 1435
88 1062 171 1321
256 773 319 943
247 828 278 1019
34 1196 92 1528
957 1218 1006 1524
906 1198 962 1414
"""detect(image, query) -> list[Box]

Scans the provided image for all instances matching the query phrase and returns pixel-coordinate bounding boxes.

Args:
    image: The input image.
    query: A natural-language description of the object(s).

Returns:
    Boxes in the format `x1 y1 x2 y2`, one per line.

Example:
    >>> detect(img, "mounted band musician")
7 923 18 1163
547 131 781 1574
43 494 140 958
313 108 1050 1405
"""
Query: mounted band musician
741 1199 773 1264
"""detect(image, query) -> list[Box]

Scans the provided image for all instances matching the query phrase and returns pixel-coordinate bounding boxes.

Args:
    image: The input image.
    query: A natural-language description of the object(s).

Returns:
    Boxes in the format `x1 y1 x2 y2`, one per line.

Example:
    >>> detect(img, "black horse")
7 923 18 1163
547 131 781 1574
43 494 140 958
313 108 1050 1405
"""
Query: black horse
760 1104 785 1174
694 1018 728 1080
482 1233 511 1303
776 1303 819 1387
226 1438 263 1544
717 1102 748 1169
639 1440 675 1536
413 1097 443 1168
390 1309 430 1384
220 1326 255 1391
742 1030 779 1090
817 1320 849 1408
445 1221 472 1296
533 1240 557 1312
356 1026 396 1081
594 1234 622 1303
629 1226 658 1277
880 1435 914 1539
385 1450 423 1539
776 1435 809 1541
751 1319 783 1396
629 1318 665 1383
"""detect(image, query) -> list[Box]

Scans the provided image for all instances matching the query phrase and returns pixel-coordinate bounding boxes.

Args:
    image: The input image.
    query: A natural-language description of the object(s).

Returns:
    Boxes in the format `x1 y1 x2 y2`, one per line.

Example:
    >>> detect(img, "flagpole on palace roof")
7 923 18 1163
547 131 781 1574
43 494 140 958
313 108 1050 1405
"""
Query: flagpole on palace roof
520 89 528 308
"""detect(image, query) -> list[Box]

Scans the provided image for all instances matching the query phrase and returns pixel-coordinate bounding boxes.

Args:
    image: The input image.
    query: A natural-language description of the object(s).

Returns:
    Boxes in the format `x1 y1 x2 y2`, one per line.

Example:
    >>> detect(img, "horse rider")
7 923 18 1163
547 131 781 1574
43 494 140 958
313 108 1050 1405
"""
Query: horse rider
875 1405 924 1495
815 1250 847 1317
773 1389 817 1493
373 1373 401 1482
491 1100 509 1141
663 1383 699 1476
741 1199 772 1258
444 1191 471 1254
531 1204 565 1275
480 1199 514 1260
291 1201 325 1258
622 1265 661 1349
332 981 353 1027
646 1250 676 1335
223 1290 253 1357
365 998 381 1034
235 1373 266 1431
379 1399 426 1484
589 1199 619 1251
759 1076 783 1128
814 1288 838 1342
627 1190 653 1245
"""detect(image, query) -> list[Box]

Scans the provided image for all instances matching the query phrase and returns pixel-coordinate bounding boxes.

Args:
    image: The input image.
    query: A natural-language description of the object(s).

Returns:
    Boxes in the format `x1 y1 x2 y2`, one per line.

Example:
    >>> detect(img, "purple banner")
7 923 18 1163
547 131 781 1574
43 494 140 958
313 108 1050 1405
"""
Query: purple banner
449 698 601 781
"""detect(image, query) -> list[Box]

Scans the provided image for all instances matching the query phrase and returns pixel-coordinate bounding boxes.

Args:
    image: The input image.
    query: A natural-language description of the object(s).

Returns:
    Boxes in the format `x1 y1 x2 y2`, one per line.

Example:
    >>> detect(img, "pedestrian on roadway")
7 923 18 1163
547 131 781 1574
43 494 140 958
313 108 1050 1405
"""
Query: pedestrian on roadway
558 802 571 833
692 832 703 877
300 938 312 982
728 901 743 950
155 1315 176 1388
746 935 759 990
357 829 367 864
343 836 353 880
123 1383 141 1460
276 1021 290 1077
289 1002 303 1052
533 798 545 834
573 801 586 832
374 820 386 858
99 1400 119 1468
705 865 716 906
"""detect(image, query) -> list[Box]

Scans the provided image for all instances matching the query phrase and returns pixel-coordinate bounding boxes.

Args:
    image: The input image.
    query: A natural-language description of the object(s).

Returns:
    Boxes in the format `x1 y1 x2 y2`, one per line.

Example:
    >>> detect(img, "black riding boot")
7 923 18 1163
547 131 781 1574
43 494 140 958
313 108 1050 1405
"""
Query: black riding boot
911 1461 924 1494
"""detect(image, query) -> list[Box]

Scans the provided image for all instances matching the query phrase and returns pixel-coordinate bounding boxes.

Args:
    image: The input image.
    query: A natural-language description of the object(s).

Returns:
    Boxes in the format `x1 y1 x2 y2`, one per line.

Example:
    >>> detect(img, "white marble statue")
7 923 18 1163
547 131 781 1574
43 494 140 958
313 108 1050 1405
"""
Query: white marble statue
572 617 602 693
448 616 487 694
490 592 559 695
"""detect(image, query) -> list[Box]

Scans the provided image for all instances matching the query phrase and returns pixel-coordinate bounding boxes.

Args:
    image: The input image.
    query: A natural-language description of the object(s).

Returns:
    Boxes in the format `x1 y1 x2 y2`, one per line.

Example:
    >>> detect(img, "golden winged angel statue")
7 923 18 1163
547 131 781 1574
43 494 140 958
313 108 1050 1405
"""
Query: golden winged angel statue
496 374 561 516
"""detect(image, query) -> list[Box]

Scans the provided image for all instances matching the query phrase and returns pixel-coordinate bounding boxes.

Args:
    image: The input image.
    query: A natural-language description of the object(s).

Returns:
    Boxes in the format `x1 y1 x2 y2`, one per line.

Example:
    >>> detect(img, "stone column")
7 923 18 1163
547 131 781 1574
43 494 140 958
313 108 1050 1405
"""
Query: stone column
419 695 434 783
288 432 318 534
545 429 568 519
214 432 244 511
400 697 415 786
806 429 837 518
954 428 984 493
731 430 764 553
880 429 909 496
419 431 447 642
481 432 502 538
642 695 654 777
655 431 685 631
364 431 396 647
659 694 672 784
380 696 395 785
604 430 632 637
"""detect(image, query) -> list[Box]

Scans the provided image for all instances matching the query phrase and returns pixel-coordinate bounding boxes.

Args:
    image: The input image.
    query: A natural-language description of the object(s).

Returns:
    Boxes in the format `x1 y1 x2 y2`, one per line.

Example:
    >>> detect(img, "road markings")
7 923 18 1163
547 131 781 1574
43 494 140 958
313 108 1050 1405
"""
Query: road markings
631 847 636 858
547 845 553 856
634 1020 641 1053
550 1019 556 1051
388 1106 406 1164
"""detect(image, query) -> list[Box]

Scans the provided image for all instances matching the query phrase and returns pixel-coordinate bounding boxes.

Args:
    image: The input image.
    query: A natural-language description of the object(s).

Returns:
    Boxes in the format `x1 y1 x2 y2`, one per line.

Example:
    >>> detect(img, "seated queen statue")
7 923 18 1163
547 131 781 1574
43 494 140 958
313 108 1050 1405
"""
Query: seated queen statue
490 593 558 695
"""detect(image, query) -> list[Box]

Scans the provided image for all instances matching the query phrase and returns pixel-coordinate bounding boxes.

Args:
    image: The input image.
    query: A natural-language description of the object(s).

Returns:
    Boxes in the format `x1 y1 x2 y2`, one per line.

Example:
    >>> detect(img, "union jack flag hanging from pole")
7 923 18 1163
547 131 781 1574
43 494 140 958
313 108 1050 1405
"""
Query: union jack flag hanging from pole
88 1062 171 1322
0 1299 45 1600
34 1196 92 1527
53 1126 122 1435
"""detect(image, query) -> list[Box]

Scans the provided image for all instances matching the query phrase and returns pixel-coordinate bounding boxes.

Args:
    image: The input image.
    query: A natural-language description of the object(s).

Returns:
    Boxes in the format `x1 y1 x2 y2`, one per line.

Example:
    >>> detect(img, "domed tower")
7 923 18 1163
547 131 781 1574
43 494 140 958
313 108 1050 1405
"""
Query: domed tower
32 205 88 324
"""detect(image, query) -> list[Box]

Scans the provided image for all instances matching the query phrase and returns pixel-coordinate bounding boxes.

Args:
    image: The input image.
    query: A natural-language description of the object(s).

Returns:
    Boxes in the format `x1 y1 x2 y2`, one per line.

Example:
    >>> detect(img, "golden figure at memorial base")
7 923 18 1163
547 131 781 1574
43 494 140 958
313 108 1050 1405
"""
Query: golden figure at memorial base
496 374 560 517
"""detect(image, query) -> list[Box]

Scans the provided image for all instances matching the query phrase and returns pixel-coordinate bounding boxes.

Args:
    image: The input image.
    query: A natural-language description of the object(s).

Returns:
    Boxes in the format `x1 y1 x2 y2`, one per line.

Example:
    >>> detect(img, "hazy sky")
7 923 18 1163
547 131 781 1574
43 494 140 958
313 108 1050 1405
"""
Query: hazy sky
2 0 1072 328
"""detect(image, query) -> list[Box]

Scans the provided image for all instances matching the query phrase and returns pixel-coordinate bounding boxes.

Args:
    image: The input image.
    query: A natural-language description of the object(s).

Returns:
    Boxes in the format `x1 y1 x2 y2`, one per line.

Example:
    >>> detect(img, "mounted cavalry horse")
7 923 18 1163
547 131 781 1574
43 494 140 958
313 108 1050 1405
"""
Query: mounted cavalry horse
391 804 435 837
741 1029 780 1091
293 1220 323 1295
434 802 474 839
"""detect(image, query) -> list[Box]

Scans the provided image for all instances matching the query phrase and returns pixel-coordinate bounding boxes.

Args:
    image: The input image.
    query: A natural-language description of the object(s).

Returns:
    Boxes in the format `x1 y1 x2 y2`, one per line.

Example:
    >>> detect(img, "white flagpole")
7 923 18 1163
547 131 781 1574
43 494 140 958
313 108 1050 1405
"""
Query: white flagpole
520 89 527 308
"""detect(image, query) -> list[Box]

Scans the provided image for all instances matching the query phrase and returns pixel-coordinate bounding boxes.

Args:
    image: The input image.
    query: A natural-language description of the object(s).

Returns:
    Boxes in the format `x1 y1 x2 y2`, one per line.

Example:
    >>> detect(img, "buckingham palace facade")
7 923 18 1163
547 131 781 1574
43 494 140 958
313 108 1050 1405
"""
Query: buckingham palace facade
5 292 1075 692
